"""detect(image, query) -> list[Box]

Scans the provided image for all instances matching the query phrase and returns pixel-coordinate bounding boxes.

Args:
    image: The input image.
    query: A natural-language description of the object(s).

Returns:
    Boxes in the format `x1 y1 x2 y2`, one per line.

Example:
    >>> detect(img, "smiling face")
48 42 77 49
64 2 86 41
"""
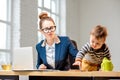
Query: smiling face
90 35 105 50
40 20 56 40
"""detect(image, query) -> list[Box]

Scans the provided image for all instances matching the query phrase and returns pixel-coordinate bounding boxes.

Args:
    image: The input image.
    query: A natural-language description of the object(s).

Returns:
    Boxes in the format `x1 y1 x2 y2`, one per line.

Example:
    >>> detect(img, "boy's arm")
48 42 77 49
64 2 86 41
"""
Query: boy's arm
104 44 111 60
75 58 82 62
72 58 82 69
73 58 82 66
76 43 90 58
73 43 90 68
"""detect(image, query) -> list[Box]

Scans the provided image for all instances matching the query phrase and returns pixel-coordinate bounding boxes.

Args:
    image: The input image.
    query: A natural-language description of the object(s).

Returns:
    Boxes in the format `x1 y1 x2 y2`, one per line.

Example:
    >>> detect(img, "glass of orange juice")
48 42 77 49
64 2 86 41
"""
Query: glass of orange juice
0 52 12 70
1 64 11 70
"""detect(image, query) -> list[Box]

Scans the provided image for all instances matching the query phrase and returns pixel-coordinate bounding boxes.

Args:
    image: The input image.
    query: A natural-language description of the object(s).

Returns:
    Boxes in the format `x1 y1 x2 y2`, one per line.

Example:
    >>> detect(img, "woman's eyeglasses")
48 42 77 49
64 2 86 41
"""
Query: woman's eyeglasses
41 26 56 33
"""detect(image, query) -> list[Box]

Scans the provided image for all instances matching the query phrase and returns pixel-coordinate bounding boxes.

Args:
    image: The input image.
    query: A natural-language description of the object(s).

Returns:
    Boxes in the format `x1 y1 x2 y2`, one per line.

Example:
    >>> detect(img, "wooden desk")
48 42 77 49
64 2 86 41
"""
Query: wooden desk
0 70 92 76
0 70 120 80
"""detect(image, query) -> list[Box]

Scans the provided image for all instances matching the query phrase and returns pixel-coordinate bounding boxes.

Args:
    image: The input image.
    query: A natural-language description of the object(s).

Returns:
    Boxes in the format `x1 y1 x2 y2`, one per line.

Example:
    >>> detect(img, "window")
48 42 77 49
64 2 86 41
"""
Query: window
38 0 60 41
0 0 11 68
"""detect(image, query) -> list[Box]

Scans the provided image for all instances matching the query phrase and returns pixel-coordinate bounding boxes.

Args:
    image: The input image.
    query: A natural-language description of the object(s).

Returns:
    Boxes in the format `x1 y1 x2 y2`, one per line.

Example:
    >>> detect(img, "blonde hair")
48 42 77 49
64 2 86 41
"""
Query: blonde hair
39 12 55 29
90 25 108 39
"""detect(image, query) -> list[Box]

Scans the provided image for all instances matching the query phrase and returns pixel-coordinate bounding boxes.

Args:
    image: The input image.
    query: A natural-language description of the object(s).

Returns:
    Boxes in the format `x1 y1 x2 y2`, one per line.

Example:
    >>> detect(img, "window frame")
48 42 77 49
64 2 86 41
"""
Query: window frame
0 0 12 66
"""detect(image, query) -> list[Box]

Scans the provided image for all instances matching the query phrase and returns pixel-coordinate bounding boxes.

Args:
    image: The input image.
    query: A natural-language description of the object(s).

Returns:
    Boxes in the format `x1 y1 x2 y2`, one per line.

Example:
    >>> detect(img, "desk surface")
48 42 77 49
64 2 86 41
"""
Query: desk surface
0 70 120 77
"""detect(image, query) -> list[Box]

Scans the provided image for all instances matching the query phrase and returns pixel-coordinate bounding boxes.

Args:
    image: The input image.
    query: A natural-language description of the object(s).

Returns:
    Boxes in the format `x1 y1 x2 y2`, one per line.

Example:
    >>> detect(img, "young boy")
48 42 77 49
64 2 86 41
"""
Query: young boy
73 25 111 71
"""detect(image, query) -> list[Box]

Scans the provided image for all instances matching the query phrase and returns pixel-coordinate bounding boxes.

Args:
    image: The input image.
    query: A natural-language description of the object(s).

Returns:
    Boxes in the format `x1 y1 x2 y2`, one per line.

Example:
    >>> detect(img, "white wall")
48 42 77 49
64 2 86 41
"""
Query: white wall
66 0 81 47
66 0 120 71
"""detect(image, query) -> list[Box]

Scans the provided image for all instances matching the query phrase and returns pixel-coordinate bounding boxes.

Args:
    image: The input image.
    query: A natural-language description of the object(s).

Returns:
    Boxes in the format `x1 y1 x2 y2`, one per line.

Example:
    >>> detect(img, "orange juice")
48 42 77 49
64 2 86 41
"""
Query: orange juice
1 64 11 70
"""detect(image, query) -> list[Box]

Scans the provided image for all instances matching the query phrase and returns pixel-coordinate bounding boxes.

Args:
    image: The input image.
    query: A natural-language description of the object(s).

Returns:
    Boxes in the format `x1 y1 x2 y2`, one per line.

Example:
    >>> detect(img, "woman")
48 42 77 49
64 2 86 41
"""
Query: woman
36 12 78 70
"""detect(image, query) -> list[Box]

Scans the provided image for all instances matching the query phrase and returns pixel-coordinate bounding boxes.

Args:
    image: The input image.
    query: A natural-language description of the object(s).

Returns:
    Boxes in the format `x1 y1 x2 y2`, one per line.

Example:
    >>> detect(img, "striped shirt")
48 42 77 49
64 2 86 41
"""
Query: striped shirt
76 42 111 64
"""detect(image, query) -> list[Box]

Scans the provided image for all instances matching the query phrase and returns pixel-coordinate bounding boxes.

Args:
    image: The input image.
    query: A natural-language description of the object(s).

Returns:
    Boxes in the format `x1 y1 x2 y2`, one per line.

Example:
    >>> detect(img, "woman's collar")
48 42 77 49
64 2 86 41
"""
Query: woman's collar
41 35 60 47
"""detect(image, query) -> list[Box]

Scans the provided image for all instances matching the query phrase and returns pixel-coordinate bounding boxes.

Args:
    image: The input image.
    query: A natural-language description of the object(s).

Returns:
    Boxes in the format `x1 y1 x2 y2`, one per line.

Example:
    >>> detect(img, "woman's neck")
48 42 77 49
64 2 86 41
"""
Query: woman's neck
46 39 54 46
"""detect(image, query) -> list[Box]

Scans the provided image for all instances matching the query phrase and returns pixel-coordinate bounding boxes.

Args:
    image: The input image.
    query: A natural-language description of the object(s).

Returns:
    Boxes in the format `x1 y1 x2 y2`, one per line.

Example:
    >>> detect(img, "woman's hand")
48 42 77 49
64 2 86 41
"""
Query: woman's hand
39 64 47 70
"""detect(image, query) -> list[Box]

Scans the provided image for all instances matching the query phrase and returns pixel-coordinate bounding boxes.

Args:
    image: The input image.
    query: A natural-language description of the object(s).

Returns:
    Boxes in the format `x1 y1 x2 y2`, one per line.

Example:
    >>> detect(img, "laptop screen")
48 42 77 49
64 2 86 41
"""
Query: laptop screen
12 47 34 70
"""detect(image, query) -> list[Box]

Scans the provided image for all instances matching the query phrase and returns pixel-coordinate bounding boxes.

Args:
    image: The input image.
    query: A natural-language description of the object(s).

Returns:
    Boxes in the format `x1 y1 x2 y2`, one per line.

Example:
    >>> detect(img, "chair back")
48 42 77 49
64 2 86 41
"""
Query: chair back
68 40 79 69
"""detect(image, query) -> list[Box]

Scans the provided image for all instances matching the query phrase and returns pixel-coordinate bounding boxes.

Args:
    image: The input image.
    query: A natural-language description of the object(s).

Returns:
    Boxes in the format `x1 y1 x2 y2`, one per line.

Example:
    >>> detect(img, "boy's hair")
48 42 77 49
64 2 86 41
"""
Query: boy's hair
90 25 108 39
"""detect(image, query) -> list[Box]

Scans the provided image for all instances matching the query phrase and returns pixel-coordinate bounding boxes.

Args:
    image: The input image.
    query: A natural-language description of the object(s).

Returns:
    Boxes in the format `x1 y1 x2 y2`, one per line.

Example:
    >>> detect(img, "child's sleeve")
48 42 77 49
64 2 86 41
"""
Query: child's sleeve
76 43 89 59
104 44 111 60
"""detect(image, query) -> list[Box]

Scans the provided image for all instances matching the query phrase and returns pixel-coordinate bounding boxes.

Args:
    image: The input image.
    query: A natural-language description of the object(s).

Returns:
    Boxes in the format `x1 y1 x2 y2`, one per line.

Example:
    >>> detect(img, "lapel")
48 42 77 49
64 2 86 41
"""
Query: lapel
55 43 61 68
41 46 47 64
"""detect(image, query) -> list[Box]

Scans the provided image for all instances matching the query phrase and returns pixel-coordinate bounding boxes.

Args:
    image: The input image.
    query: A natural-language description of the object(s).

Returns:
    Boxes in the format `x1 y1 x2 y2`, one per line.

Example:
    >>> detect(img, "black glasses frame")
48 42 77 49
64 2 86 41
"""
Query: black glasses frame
41 26 56 33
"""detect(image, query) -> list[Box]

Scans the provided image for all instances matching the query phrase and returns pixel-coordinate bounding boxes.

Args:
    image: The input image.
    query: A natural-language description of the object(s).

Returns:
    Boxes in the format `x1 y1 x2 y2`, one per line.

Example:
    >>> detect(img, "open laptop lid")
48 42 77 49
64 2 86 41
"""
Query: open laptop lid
12 47 34 70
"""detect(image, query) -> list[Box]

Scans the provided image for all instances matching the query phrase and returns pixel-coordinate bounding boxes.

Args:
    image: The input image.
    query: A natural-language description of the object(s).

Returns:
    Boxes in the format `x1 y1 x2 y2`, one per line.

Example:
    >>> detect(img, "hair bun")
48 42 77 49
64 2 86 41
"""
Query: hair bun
39 12 48 19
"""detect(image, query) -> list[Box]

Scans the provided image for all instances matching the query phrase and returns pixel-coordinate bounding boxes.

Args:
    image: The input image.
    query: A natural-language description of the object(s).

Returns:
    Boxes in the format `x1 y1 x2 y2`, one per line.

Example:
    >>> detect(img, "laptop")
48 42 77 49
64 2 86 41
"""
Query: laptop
12 46 60 72
12 47 34 71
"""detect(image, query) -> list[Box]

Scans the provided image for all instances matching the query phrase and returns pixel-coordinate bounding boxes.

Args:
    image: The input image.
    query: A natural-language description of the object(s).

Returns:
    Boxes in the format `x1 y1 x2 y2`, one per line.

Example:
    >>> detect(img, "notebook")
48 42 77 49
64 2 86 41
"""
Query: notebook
12 47 34 71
